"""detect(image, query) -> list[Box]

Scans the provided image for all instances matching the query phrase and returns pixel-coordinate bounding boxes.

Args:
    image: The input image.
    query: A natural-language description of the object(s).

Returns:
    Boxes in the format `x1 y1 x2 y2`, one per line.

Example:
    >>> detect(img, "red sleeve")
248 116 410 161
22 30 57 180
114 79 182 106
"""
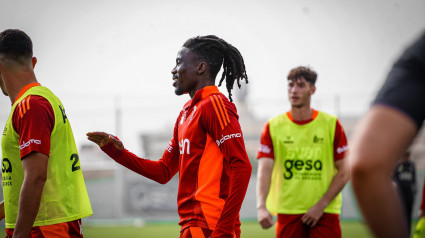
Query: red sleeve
12 95 54 159
333 119 348 161
101 113 181 184
201 94 252 238
256 121 274 159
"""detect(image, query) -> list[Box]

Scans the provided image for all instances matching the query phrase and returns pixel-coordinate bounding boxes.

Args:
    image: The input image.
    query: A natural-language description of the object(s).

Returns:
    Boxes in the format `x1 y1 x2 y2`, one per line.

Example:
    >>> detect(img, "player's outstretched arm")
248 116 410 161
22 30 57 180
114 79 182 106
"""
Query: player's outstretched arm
301 157 349 227
350 105 417 238
86 131 179 184
256 158 274 229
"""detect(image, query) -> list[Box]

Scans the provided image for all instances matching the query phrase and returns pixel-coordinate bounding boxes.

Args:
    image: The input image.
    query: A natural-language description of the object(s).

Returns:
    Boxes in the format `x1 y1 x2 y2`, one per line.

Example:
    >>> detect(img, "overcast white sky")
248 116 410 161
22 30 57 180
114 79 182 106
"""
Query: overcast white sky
1 0 425 154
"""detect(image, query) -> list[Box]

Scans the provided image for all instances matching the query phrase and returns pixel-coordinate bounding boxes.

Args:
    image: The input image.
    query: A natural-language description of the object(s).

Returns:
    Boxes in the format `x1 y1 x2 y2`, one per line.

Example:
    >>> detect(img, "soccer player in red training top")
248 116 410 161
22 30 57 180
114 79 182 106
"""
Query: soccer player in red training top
87 35 252 238
256 66 349 238
0 29 92 238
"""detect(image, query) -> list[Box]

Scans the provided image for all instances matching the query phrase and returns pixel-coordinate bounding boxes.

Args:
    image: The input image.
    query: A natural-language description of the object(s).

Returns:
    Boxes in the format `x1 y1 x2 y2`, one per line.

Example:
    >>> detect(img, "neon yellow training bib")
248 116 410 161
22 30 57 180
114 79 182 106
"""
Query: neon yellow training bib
266 111 342 214
1 86 92 228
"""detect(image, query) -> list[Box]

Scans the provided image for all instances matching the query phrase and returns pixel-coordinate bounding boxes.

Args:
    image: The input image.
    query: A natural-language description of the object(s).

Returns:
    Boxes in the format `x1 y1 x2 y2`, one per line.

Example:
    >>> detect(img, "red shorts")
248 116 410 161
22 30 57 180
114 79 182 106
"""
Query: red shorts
180 227 213 238
5 219 83 238
276 213 341 238
180 227 239 238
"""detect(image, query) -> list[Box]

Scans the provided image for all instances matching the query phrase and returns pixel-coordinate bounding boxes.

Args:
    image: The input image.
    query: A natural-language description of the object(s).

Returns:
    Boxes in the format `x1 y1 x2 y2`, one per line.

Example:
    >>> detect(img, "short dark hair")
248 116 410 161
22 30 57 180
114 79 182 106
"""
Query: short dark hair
0 29 33 63
287 66 317 86
183 35 248 102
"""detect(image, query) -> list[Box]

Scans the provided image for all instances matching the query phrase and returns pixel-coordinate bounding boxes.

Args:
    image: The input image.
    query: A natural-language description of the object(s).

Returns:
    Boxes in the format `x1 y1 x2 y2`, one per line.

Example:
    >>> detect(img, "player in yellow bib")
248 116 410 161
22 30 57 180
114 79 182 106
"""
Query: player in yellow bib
0 29 92 238
256 66 349 238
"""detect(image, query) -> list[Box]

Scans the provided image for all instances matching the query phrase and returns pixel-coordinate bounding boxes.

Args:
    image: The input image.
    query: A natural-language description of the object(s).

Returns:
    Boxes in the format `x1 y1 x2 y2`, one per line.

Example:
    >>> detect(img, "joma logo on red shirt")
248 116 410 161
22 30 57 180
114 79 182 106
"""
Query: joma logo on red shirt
19 139 41 150
166 141 174 153
216 133 241 146
179 139 190 154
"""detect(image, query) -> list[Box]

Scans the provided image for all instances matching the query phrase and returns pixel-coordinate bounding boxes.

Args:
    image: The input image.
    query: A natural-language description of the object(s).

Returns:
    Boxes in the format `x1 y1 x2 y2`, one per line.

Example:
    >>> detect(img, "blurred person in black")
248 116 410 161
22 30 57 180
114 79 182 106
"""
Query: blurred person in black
393 151 417 235
350 31 425 238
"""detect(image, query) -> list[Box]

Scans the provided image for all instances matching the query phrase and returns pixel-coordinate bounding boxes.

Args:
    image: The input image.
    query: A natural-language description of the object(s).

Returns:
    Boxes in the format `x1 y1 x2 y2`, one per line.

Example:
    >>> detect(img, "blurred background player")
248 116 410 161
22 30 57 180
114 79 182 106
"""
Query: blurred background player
413 180 425 238
0 29 92 238
393 151 417 235
350 31 425 238
256 66 349 238
87 35 252 238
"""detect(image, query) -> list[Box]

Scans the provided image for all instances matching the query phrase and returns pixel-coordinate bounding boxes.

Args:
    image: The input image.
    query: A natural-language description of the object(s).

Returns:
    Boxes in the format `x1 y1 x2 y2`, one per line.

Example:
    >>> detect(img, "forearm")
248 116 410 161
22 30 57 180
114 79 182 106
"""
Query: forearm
13 176 46 238
316 163 349 209
211 160 252 237
101 143 175 184
256 175 271 210
256 159 273 209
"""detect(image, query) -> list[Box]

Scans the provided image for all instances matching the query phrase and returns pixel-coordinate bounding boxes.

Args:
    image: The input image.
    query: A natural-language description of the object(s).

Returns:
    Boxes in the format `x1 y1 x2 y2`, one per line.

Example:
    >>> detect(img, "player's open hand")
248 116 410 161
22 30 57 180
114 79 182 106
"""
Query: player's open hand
257 207 274 229
301 203 325 227
86 132 124 150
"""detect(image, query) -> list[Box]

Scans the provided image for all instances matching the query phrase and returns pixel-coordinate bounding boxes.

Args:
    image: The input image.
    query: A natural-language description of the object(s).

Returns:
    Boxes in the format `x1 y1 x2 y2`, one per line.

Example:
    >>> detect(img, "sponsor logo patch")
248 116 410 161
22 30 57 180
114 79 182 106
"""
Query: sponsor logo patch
259 144 271 154
2 158 12 173
284 159 323 180
19 139 41 150
336 145 348 154
179 138 190 155
180 112 186 125
283 136 293 144
313 135 324 143
216 133 242 146
187 106 197 123
166 141 174 153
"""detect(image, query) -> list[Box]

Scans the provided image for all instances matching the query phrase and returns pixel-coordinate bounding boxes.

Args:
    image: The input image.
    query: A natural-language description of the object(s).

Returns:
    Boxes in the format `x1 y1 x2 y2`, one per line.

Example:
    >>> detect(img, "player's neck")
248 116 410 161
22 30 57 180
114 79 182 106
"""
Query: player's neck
6 72 38 104
290 106 313 121
189 78 215 99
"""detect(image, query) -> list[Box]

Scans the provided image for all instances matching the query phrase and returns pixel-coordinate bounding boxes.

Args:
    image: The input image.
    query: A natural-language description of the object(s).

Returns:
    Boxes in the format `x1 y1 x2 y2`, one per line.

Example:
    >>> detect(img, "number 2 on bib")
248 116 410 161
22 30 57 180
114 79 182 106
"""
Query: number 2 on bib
70 154 81 172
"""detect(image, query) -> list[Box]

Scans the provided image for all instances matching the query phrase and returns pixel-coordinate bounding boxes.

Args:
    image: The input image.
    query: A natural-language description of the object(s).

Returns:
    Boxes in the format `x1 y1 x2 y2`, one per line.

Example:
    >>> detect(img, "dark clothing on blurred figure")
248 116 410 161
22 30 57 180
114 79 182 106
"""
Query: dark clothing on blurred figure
394 160 417 234
374 32 423 233
373 32 425 128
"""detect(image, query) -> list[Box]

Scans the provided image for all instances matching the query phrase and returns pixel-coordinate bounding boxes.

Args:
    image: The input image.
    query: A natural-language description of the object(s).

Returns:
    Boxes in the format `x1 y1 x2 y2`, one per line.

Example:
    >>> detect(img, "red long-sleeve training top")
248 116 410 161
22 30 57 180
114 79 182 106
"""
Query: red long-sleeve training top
101 86 252 238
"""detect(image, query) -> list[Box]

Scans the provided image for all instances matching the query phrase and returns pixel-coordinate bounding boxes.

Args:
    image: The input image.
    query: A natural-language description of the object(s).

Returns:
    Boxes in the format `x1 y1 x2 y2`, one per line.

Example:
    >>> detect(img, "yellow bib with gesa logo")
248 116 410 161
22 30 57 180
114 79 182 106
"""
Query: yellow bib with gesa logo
266 111 342 214
1 86 92 228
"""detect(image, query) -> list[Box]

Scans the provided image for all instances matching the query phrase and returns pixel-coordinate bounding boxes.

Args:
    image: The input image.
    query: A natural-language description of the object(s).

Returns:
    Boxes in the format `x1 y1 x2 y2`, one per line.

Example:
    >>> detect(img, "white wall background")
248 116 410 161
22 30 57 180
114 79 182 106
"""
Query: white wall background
1 0 424 154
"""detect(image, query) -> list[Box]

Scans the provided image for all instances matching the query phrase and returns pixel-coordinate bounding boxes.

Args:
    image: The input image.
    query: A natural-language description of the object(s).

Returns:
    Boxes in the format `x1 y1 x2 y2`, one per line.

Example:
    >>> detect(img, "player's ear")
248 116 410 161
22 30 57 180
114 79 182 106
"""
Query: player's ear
310 85 316 95
32 57 37 69
196 62 206 75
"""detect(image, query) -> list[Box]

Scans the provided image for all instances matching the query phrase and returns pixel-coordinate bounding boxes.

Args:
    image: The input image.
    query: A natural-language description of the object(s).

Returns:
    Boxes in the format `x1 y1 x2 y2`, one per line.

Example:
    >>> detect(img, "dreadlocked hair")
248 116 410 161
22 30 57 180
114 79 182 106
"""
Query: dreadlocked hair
183 35 248 102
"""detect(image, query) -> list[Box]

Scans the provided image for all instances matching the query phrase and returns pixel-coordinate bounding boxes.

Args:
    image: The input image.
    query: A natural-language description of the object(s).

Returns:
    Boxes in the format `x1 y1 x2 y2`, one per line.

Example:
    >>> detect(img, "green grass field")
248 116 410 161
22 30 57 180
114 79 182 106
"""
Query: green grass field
0 220 376 238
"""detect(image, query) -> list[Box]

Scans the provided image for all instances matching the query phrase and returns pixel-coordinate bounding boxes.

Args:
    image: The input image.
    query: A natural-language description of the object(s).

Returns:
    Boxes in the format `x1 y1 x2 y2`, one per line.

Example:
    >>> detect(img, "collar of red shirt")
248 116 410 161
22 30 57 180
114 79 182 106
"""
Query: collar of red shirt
183 86 220 110
13 82 41 105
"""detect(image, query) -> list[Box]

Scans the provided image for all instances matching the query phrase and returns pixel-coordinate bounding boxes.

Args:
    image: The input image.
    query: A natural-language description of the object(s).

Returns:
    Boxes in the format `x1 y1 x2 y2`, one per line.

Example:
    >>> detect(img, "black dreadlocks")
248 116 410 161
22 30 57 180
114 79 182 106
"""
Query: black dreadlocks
183 35 248 102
